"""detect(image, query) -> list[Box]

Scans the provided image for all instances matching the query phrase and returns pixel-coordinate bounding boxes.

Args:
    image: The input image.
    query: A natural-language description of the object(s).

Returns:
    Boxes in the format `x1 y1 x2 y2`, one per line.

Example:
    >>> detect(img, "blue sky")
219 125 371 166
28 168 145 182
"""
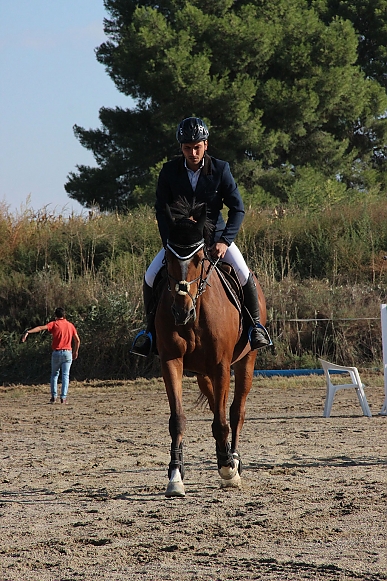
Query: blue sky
0 1 134 215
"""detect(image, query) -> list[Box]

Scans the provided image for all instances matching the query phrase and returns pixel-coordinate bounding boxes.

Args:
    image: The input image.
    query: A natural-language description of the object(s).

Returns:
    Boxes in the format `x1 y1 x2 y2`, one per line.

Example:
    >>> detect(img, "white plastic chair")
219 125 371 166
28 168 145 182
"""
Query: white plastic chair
319 358 372 418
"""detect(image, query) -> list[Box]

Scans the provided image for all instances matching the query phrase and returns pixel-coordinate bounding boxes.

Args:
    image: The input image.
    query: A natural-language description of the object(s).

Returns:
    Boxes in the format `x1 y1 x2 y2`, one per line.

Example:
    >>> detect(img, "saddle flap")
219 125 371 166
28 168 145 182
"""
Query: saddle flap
216 261 243 314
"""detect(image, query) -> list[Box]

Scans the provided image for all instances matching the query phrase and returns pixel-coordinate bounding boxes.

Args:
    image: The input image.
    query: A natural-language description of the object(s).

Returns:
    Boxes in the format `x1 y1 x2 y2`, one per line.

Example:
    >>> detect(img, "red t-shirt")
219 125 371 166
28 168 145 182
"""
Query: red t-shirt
46 318 78 351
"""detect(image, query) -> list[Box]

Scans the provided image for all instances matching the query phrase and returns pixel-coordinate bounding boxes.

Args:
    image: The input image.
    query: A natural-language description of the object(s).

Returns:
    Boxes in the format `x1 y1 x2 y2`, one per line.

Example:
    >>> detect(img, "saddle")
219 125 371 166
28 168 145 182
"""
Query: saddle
215 261 261 337
215 261 244 317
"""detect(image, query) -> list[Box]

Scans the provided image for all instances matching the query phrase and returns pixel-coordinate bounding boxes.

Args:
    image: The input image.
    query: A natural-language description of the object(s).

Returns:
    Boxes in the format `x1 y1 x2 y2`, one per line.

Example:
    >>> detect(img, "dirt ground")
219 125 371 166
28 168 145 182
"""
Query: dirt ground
1 372 386 581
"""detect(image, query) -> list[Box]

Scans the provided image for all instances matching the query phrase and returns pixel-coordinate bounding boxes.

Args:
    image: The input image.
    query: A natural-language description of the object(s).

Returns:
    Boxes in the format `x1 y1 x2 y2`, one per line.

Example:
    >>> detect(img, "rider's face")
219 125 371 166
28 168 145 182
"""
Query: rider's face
181 140 208 171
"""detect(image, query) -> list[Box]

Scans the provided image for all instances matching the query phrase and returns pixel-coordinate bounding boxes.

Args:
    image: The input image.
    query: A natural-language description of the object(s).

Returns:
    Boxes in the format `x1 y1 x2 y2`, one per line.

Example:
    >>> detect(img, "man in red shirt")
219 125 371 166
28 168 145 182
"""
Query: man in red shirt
21 308 80 404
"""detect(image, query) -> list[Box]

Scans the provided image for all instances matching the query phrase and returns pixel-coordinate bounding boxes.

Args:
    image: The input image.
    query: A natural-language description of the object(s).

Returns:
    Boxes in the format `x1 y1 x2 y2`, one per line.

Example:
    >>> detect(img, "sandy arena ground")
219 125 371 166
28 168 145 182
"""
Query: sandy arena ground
1 373 386 581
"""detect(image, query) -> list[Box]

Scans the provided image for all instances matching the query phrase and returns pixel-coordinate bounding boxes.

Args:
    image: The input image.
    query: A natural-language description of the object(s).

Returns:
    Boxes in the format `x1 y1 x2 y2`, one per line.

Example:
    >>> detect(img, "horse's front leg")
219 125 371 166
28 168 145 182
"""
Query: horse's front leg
212 364 241 488
162 358 187 498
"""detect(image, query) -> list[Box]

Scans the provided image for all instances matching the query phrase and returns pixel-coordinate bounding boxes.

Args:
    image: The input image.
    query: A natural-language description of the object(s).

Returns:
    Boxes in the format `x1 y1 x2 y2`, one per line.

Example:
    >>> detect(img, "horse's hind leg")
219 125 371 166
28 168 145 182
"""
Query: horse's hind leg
209 366 242 488
162 359 187 498
196 374 215 412
229 351 256 475
197 373 239 487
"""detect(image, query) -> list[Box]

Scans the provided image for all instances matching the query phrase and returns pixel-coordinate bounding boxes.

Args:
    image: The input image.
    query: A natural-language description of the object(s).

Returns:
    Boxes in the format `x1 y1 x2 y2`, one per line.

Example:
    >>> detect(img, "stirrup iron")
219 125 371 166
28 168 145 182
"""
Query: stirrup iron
130 330 153 357
248 322 273 347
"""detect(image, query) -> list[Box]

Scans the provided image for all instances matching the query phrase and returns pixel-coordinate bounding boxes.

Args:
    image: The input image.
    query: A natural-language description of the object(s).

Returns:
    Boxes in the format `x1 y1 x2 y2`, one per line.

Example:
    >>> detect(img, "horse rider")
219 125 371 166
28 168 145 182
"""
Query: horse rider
131 116 271 357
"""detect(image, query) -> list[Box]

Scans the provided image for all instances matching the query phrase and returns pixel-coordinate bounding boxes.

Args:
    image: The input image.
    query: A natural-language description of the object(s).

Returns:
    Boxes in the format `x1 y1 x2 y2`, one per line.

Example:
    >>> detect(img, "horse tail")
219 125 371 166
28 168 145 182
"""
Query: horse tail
194 391 210 410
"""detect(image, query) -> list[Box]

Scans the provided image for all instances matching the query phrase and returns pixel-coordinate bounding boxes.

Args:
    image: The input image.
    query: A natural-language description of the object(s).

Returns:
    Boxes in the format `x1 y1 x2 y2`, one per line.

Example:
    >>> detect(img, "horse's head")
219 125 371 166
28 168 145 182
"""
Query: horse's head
165 199 210 325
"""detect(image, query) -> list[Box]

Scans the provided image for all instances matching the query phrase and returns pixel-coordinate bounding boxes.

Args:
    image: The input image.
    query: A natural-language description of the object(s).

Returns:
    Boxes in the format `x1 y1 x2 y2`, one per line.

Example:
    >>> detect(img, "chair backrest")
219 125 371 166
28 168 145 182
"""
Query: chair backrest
318 358 372 417
319 358 360 386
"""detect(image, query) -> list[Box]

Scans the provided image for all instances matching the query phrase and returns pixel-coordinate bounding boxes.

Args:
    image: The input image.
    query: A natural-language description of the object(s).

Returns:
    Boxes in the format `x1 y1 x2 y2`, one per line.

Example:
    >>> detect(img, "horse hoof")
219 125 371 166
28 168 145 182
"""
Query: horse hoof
165 481 186 498
220 471 241 488
218 459 241 488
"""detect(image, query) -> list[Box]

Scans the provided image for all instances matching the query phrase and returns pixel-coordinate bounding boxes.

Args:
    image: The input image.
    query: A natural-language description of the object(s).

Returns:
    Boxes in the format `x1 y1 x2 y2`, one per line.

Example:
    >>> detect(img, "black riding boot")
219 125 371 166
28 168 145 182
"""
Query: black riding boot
242 273 271 350
130 280 155 357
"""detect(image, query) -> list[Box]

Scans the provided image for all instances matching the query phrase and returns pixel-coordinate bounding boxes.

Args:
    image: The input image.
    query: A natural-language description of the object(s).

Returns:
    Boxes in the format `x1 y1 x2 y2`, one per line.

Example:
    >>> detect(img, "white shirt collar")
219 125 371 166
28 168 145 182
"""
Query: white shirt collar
185 157 204 191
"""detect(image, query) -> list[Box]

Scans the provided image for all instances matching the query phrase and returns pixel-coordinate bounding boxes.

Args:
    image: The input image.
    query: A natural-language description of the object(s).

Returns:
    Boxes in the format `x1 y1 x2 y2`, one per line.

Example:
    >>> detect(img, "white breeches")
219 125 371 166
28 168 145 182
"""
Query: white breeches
144 242 250 287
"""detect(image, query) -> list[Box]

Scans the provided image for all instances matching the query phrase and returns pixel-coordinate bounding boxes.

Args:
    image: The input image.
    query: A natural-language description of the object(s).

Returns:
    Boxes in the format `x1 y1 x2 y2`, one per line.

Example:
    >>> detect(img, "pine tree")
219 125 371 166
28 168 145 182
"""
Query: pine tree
65 0 387 210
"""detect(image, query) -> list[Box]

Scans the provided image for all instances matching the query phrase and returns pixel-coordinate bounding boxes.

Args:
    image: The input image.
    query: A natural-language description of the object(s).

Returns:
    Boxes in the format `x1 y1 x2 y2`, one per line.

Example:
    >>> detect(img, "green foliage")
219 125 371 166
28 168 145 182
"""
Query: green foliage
65 0 387 210
130 159 167 206
286 166 349 210
312 0 387 89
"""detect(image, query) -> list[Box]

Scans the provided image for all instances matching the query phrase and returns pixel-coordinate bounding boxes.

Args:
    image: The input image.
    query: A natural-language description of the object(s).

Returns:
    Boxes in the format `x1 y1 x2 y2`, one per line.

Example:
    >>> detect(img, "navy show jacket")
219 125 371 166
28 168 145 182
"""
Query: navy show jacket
155 153 245 247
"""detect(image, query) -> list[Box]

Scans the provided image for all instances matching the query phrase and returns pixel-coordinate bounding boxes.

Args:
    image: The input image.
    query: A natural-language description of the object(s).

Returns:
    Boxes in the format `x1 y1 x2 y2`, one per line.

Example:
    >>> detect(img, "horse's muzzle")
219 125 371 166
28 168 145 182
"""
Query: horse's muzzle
171 303 196 325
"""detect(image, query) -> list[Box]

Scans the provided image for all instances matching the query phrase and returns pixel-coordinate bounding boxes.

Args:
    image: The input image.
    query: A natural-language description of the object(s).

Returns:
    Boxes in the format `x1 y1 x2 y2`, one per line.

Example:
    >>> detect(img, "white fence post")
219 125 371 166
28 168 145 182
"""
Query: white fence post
380 304 387 415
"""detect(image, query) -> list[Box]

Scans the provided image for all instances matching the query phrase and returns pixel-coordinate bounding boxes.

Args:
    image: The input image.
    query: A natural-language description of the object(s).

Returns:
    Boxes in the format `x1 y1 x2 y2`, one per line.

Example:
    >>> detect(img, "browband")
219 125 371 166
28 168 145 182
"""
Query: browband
166 239 205 260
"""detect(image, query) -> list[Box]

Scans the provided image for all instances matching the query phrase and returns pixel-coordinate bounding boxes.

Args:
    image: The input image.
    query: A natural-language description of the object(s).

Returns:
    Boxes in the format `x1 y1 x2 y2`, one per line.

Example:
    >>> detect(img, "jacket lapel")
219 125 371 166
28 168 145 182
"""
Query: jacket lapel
195 154 213 196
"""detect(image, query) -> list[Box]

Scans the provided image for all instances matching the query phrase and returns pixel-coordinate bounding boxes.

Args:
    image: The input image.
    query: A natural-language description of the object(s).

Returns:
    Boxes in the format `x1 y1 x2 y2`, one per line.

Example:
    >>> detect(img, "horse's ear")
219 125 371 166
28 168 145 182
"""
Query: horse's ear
165 204 174 227
197 204 207 233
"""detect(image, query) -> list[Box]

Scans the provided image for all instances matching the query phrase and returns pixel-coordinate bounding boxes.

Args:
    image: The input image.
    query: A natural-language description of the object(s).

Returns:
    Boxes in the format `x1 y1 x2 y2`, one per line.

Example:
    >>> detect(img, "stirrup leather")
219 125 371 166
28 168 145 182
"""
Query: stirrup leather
130 330 153 357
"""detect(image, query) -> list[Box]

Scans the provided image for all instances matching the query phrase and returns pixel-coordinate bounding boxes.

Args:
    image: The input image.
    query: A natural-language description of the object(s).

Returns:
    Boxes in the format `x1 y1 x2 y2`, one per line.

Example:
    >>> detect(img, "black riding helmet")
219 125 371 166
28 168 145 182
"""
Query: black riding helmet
176 117 209 143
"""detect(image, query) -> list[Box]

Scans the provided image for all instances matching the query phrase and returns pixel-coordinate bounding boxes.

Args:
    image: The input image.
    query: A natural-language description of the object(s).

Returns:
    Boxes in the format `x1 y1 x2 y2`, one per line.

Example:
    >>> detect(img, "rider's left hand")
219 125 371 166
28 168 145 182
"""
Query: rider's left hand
209 241 228 260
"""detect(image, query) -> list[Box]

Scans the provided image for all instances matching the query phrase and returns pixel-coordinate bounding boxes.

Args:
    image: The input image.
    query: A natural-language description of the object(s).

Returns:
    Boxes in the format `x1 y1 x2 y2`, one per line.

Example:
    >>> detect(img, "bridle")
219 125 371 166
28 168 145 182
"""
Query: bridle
165 238 219 320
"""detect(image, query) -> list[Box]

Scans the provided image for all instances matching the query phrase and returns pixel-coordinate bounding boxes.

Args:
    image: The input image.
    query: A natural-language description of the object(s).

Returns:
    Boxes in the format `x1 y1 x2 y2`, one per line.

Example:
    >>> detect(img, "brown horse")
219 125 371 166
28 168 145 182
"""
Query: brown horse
155 199 267 497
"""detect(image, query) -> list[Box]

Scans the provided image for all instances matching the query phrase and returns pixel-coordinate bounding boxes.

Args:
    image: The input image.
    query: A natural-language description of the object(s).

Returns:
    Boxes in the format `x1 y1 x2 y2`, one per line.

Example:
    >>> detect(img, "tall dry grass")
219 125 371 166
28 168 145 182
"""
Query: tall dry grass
1 198 387 383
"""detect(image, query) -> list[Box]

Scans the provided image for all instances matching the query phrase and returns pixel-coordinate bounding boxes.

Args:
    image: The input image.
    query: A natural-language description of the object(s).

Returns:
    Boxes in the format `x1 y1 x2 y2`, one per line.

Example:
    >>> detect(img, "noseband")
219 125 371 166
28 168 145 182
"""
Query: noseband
165 239 218 322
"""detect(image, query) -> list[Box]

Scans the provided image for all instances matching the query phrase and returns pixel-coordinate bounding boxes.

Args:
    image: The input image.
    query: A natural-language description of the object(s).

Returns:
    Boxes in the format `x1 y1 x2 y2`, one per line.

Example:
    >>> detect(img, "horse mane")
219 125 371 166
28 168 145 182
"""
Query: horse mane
168 197 213 247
